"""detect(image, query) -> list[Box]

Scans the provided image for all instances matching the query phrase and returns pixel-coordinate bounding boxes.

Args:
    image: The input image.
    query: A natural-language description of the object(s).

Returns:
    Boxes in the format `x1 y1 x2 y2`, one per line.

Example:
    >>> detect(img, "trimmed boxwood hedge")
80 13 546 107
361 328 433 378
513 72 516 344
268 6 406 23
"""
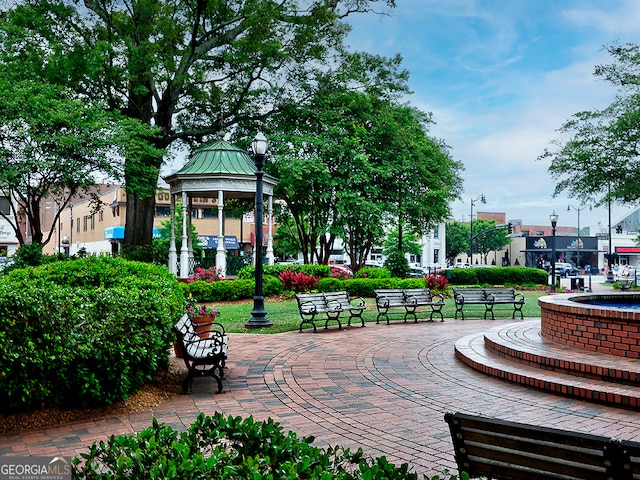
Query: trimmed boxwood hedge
0 257 185 413
445 267 547 286
180 267 548 302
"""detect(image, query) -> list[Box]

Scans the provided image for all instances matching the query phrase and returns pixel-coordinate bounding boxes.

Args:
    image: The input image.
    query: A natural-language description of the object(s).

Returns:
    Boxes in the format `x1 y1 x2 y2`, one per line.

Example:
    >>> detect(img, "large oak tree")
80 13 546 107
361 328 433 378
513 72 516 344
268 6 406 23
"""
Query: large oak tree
2 0 395 256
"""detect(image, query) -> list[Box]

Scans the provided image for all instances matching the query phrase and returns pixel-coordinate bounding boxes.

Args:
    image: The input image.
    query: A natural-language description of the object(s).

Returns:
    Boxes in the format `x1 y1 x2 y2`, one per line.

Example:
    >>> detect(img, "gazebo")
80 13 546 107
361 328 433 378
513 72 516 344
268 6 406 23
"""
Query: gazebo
163 140 278 279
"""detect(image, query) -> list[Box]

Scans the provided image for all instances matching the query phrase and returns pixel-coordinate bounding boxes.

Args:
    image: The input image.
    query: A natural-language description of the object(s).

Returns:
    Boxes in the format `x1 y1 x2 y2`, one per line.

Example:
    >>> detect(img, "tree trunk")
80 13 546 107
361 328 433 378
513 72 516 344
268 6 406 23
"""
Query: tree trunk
123 189 156 258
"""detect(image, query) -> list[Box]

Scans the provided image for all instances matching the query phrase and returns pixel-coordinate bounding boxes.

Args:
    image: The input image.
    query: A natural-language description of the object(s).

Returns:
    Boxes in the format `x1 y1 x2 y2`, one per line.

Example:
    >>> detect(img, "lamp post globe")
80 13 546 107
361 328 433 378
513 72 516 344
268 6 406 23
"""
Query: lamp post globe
550 211 558 293
246 132 272 328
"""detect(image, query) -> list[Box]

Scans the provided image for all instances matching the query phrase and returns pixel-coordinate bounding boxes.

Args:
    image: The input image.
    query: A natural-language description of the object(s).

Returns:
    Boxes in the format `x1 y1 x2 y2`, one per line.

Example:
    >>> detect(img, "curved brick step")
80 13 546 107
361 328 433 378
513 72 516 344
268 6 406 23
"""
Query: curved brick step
455 323 640 410
484 320 640 386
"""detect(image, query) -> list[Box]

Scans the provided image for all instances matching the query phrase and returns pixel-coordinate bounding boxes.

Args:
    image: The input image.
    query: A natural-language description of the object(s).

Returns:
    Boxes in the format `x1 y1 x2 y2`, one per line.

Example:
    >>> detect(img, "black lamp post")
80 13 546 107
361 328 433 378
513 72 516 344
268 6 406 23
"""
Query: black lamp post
550 211 558 292
246 132 272 328
567 204 590 271
469 194 486 265
606 183 615 283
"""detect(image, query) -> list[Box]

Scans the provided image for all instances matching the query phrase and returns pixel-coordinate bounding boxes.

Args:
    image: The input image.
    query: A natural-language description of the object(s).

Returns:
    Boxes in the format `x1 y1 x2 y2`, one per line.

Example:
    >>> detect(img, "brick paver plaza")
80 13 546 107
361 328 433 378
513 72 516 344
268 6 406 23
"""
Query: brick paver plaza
3 285 640 477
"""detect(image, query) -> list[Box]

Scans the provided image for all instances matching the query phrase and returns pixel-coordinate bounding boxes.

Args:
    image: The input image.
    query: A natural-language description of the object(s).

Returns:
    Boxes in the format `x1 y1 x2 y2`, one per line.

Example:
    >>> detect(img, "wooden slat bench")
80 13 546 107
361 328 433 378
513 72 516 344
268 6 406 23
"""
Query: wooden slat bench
173 314 228 394
295 291 366 332
453 287 524 320
485 287 525 319
445 411 640 480
374 288 445 324
323 291 366 327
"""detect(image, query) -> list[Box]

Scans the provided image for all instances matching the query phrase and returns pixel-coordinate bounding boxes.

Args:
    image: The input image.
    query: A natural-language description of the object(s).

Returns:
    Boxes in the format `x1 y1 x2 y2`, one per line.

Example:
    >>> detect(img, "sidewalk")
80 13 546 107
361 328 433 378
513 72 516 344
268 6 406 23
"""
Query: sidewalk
3 280 640 478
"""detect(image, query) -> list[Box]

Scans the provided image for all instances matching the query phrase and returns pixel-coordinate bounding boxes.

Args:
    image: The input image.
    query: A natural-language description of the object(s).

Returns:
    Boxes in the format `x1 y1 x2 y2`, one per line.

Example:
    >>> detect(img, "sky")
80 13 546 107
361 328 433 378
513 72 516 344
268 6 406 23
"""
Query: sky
344 0 640 234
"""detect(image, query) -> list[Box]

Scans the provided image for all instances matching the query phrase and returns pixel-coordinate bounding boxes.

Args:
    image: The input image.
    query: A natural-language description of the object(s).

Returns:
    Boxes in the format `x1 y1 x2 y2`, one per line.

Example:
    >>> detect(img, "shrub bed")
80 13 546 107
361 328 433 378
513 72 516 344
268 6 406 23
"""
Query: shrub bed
446 267 547 286
181 266 547 302
73 412 456 479
0 257 184 414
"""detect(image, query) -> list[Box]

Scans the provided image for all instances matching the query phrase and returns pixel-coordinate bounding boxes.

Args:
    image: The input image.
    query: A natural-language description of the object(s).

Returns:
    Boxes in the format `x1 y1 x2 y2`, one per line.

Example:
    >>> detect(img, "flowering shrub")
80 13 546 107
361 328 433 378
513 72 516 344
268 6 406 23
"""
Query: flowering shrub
187 304 217 318
185 294 217 318
278 269 319 293
426 274 448 292
186 266 224 283
331 267 352 280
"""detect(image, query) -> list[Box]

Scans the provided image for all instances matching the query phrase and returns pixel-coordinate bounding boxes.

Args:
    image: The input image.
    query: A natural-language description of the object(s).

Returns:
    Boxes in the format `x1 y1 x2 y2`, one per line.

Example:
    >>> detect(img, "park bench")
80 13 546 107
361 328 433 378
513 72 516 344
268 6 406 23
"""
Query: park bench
173 314 228 394
295 291 366 332
374 288 445 324
445 411 640 480
452 287 524 320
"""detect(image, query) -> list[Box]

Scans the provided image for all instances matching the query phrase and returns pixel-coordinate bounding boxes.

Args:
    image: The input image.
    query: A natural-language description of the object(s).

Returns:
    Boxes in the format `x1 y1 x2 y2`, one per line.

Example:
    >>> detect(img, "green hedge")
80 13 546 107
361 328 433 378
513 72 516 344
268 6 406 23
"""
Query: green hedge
0 257 184 413
73 412 455 479
180 276 284 302
181 267 548 302
317 277 428 297
445 267 547 286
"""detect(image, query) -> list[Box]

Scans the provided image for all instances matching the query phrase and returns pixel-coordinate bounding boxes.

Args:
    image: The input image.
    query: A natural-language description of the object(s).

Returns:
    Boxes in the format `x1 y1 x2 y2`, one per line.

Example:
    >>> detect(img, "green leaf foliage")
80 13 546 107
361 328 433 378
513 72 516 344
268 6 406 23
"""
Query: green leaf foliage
1 0 397 248
73 412 458 480
445 267 548 286
542 43 640 207
0 257 184 413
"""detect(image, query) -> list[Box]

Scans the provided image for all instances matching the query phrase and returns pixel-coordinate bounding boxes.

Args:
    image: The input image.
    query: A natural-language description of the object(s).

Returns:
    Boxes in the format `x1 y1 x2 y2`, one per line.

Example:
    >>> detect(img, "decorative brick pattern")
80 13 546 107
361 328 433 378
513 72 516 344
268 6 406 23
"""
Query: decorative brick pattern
540 294 640 358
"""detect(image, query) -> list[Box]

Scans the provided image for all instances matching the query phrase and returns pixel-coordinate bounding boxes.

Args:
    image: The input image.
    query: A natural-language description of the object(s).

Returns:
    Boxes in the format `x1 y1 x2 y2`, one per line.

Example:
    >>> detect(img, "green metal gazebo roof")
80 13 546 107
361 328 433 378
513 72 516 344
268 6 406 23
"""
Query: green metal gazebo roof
174 140 256 176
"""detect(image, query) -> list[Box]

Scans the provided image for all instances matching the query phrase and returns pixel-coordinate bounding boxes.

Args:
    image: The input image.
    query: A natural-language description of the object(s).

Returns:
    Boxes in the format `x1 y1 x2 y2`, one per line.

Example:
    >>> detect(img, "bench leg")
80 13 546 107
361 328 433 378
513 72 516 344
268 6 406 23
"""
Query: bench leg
299 315 318 333
404 306 418 323
324 311 342 330
182 368 224 395
376 308 390 325
455 304 465 320
347 310 365 327
430 305 445 322
513 303 524 319
484 303 495 320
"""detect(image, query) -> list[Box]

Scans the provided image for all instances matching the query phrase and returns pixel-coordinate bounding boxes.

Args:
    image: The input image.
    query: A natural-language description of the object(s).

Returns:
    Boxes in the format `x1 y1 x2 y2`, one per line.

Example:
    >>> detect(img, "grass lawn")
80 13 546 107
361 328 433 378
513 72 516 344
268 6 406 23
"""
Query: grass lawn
209 290 549 334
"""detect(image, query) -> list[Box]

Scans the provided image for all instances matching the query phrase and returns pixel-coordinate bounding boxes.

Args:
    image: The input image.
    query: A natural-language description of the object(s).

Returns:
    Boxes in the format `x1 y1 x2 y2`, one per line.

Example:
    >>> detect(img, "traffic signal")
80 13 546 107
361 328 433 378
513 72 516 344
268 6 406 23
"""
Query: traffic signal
507 222 513 234
616 224 623 234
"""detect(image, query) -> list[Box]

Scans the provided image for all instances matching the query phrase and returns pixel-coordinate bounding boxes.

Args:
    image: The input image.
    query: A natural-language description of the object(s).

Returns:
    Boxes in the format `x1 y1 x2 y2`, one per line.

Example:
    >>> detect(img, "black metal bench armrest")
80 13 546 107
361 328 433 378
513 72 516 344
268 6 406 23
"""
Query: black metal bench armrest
350 296 366 308
404 295 418 307
432 293 445 304
299 301 320 314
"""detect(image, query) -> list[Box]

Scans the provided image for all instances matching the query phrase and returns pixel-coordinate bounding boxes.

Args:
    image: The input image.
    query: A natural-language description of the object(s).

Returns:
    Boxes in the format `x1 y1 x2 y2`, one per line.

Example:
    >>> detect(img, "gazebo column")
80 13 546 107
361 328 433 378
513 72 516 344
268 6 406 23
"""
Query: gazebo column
179 192 190 279
168 194 177 274
266 195 274 265
216 190 227 277
187 196 194 272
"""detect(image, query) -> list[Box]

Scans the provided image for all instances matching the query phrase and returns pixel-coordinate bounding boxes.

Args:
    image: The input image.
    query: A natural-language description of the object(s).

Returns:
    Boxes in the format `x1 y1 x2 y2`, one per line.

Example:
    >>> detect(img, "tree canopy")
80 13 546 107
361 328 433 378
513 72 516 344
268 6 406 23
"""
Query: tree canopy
541 43 640 208
446 221 470 263
1 0 396 255
265 51 463 268
0 80 118 246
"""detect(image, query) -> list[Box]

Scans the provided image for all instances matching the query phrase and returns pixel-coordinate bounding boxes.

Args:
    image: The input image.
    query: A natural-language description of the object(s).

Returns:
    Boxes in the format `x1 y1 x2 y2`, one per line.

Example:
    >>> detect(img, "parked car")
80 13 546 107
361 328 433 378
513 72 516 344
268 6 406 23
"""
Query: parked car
551 262 579 277
408 267 428 278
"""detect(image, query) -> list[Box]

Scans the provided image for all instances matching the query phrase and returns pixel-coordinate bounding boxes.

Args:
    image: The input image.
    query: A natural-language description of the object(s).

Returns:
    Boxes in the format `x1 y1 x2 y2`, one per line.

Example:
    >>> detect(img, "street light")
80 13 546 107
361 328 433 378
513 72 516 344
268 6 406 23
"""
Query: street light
469 194 486 265
606 182 615 283
246 132 272 328
550 211 558 293
567 204 591 271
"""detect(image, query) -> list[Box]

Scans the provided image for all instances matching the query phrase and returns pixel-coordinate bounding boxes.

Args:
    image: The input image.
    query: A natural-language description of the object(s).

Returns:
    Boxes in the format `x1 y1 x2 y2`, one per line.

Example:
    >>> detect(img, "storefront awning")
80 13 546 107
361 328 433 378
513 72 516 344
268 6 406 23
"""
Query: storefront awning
105 226 159 240
198 235 240 250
